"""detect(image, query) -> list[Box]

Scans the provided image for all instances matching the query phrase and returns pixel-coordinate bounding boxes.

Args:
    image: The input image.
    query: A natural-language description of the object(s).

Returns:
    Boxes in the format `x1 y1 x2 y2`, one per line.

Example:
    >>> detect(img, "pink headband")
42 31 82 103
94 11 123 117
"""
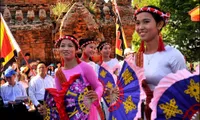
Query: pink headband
80 41 96 48
55 35 79 48
134 7 170 23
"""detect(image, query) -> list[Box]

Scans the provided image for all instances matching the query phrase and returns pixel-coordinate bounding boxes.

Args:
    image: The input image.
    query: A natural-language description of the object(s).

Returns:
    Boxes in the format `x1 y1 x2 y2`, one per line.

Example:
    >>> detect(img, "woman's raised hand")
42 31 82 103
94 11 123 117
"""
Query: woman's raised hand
86 90 98 102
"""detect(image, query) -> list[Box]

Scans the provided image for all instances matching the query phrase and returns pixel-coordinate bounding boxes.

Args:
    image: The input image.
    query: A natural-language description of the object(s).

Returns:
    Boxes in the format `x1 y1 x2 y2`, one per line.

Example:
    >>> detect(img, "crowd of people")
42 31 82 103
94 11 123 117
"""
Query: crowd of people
0 5 198 120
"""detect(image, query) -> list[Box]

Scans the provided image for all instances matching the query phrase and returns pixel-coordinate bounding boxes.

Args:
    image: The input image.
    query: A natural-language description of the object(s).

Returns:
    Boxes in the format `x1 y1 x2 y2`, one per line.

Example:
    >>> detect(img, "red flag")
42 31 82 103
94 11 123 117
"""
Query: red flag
0 14 21 67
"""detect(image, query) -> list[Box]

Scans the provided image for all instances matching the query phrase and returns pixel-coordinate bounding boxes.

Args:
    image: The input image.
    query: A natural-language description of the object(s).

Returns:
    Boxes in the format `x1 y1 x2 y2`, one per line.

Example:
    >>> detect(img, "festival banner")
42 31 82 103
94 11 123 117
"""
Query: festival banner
0 13 21 67
114 1 128 60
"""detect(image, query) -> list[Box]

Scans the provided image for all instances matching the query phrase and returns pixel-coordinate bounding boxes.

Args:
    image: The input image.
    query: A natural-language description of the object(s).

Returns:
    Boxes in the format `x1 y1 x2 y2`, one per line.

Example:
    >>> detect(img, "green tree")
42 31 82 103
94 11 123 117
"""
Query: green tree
132 0 160 8
160 0 200 62
132 32 141 51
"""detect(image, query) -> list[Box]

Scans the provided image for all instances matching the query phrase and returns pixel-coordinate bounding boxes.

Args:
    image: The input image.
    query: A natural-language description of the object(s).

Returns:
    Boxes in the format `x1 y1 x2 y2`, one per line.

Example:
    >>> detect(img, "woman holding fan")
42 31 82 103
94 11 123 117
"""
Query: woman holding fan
38 35 103 120
134 5 186 119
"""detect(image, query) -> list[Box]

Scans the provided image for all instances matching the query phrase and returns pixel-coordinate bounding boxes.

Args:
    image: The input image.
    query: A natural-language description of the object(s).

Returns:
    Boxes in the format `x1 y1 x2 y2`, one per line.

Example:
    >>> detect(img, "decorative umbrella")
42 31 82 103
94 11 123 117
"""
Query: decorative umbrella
150 69 200 120
99 60 144 120
44 74 91 120
188 6 200 22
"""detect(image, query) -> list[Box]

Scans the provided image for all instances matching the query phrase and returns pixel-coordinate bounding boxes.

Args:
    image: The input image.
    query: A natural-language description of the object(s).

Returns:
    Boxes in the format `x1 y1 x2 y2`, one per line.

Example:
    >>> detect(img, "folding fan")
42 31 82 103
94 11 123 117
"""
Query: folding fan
44 89 61 120
64 74 91 120
98 65 116 107
150 69 200 120
99 60 144 120
44 74 92 120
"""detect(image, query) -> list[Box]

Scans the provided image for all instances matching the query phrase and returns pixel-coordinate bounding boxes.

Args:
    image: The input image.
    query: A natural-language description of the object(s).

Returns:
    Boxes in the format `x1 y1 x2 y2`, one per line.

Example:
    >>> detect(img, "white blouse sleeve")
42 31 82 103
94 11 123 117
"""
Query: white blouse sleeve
169 48 187 73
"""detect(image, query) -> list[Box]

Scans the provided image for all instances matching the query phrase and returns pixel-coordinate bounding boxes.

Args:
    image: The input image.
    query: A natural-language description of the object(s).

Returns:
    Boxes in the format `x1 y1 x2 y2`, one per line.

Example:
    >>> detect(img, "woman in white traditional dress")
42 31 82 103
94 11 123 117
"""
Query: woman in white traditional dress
134 5 187 120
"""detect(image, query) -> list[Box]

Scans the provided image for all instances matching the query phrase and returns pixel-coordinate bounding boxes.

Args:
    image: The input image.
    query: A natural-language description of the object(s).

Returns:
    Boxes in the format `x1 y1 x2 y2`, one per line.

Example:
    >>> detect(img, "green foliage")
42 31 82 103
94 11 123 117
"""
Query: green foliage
83 0 96 14
132 0 160 8
51 2 71 22
160 0 200 62
132 32 141 52
86 2 96 14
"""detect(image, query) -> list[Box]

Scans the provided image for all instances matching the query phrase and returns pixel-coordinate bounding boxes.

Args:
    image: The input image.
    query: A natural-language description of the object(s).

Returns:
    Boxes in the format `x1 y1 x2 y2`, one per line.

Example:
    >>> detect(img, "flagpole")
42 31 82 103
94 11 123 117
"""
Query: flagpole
114 0 128 59
114 0 122 24
114 0 128 49
19 51 36 76
1 13 36 76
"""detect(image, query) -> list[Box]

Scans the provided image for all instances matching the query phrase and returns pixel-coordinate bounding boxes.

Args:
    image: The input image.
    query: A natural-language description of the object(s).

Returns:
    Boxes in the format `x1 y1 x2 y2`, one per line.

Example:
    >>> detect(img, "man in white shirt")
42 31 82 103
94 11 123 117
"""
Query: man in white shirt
29 62 55 107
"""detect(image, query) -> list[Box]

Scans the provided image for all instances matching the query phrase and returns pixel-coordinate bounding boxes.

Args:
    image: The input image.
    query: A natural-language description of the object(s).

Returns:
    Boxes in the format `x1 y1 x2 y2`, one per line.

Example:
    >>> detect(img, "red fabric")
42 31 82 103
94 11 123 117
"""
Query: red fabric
60 58 64 67
46 88 68 120
138 36 165 53
157 36 165 52
183 104 200 119
1 29 13 58
98 55 103 65
45 74 81 120
135 52 144 68
60 57 81 67
138 41 145 53
81 52 89 61
96 102 105 120
76 57 81 64
142 80 153 120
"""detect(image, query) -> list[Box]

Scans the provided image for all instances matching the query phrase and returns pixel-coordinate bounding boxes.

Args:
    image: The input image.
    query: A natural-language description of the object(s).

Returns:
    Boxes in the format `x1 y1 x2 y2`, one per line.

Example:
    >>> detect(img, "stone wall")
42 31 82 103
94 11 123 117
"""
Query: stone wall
1 0 55 65
11 25 54 65
1 0 57 5
58 2 100 40
1 0 135 65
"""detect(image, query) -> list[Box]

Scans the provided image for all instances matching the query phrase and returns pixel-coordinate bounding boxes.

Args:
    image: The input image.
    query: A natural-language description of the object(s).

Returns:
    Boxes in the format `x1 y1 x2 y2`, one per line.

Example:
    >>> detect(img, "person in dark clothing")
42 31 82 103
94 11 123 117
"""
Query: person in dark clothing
20 52 32 66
